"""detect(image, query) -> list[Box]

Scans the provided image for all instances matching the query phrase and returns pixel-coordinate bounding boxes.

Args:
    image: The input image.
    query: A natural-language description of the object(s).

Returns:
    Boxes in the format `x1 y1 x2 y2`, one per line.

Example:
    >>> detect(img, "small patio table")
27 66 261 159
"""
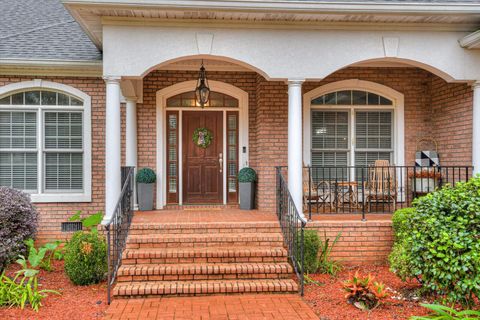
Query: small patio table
333 181 360 213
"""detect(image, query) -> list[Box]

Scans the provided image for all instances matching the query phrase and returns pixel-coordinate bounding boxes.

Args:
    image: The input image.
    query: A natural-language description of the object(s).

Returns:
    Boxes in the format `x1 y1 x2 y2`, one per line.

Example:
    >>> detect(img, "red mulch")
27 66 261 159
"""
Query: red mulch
0 260 108 320
304 265 432 320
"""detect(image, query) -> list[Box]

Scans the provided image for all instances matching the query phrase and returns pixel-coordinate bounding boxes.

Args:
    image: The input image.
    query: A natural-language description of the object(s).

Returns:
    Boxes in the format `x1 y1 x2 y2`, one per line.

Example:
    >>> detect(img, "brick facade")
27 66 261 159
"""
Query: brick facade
0 67 474 243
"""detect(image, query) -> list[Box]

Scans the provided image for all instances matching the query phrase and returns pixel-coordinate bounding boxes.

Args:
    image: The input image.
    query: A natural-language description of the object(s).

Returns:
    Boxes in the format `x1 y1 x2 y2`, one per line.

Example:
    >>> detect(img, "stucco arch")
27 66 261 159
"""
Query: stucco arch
303 79 405 167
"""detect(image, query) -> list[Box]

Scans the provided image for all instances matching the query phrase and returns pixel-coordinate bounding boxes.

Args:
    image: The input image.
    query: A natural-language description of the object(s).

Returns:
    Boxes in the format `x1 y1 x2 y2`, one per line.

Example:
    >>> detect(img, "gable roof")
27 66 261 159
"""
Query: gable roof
0 0 102 62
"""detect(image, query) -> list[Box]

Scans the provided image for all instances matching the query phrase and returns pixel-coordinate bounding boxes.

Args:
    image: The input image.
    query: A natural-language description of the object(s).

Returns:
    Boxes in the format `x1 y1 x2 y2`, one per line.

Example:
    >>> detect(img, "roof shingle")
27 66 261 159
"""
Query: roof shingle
0 0 102 61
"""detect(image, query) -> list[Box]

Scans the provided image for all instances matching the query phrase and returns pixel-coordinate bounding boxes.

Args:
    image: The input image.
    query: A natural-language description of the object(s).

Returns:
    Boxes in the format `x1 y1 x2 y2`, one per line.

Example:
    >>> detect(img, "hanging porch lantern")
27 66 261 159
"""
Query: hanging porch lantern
195 61 210 108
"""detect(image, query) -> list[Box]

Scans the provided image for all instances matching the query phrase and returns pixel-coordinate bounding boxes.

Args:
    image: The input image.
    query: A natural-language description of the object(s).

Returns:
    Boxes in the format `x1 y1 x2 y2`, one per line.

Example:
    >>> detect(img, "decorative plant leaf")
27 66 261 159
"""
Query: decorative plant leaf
82 211 103 229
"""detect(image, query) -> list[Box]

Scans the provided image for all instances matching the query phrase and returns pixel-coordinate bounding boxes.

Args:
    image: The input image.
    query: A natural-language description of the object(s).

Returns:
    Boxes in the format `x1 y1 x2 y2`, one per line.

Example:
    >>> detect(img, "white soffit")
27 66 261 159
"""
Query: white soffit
62 0 480 47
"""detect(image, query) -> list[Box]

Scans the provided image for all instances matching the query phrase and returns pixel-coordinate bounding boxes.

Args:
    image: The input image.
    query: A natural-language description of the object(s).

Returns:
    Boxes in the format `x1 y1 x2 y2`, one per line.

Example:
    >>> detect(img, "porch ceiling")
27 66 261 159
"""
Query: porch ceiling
63 1 480 48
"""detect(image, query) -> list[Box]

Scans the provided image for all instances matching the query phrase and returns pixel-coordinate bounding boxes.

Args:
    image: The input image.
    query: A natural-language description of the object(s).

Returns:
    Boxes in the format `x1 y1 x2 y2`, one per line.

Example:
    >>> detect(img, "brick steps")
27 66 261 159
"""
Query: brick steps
117 262 293 281
129 222 281 235
121 247 288 265
113 279 298 297
125 233 284 249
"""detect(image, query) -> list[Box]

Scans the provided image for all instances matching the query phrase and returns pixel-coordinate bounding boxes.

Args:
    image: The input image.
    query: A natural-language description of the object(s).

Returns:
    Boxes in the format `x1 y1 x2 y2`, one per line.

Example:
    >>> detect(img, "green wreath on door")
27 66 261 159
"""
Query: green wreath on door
192 127 213 149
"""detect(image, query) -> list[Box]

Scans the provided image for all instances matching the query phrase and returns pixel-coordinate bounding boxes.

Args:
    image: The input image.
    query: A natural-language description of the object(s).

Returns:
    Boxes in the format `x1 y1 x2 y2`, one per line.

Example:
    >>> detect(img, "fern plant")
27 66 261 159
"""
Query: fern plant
411 304 480 320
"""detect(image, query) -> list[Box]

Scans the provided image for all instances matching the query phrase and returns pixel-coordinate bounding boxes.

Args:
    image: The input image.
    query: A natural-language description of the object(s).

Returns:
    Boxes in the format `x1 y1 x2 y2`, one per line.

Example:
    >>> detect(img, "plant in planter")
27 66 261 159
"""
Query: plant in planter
136 168 156 211
238 167 257 210
409 168 442 193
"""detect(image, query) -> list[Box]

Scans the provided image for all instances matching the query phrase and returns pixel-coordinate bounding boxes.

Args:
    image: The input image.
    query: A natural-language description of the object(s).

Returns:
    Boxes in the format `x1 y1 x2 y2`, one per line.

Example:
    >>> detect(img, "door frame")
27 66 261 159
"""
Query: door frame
156 80 249 209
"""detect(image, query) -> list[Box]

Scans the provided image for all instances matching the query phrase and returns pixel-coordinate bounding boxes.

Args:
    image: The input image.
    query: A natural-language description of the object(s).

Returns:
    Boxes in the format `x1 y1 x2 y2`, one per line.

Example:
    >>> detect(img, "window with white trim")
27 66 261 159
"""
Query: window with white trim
311 90 394 178
0 90 85 196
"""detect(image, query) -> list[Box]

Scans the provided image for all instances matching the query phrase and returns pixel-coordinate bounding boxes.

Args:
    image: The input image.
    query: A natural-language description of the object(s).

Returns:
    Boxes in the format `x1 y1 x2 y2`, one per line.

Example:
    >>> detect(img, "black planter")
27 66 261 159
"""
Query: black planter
239 182 255 210
137 183 154 211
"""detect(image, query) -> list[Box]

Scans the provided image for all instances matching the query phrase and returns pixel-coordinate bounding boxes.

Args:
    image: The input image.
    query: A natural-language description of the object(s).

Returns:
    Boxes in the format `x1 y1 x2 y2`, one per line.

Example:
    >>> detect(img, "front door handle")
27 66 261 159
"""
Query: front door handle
219 153 223 173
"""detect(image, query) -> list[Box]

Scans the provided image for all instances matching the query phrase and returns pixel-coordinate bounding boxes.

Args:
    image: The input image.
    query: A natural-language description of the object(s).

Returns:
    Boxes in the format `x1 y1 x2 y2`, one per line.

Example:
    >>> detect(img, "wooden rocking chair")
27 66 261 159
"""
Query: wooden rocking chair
364 160 397 213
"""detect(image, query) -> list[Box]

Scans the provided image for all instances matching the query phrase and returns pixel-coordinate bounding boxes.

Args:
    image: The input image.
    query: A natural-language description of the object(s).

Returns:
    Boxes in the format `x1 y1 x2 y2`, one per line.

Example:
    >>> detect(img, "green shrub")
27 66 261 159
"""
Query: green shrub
136 168 156 184
296 229 321 274
389 177 480 307
389 208 416 281
64 231 107 285
317 231 343 276
410 303 480 320
238 167 257 183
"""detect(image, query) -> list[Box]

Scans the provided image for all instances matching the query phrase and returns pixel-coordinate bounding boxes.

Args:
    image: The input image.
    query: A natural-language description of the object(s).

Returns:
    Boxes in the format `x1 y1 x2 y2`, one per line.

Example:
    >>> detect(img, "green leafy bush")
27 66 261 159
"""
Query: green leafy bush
0 187 38 271
20 239 61 272
389 177 480 307
296 229 320 274
136 168 156 184
389 208 416 281
64 231 107 285
317 231 343 276
238 167 257 183
411 304 480 320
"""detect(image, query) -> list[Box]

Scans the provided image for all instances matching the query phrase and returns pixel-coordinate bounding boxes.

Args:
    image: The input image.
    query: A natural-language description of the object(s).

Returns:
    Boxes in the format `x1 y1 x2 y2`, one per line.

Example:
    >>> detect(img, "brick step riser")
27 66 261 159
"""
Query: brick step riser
126 241 284 249
113 284 298 297
117 273 291 282
121 256 288 265
113 291 298 299
128 227 282 235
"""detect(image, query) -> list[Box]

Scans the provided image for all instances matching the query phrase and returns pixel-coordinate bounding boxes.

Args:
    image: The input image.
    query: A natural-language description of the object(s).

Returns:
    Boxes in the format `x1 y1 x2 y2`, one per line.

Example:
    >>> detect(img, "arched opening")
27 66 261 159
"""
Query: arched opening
156 80 249 208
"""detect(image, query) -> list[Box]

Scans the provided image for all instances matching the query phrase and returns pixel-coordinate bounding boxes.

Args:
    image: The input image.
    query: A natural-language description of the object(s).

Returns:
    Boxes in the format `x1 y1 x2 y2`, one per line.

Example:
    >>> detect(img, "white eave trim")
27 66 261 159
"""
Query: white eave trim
62 0 480 14
460 30 480 49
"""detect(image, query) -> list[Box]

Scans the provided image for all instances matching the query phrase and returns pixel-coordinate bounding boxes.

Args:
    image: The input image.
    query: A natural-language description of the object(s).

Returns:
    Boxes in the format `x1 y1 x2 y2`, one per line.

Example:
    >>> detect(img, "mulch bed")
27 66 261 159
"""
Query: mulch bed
0 260 108 320
304 265 432 320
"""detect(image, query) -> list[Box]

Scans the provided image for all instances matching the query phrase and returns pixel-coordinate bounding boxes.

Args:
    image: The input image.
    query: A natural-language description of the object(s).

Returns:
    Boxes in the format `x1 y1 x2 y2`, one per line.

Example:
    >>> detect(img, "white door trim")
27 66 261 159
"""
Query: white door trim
156 80 249 209
303 79 405 167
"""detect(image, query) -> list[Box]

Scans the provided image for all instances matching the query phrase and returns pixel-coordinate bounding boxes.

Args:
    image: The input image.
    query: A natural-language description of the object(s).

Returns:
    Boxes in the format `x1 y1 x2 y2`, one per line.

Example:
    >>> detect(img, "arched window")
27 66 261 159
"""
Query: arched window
0 81 91 202
166 91 239 108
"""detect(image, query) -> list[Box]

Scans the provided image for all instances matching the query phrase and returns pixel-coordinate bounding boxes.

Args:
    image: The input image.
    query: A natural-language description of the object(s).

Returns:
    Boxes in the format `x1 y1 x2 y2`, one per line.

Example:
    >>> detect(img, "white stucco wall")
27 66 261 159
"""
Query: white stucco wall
103 25 480 81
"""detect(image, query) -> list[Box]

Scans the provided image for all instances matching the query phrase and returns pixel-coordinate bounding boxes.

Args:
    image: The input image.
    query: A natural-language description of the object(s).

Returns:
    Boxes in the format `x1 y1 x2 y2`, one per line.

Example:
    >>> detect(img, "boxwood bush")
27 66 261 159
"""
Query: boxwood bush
0 187 38 271
64 231 107 285
238 167 257 183
296 229 321 274
136 168 156 184
389 177 480 306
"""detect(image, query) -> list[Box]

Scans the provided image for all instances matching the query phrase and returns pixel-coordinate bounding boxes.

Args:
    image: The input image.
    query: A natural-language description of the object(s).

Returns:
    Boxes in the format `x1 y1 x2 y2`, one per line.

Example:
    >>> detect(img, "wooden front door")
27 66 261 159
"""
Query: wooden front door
183 111 223 203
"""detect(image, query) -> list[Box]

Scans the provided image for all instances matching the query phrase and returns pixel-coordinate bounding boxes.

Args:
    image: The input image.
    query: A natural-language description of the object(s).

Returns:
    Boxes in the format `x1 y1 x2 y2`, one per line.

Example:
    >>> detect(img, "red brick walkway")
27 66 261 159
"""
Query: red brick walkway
105 294 318 320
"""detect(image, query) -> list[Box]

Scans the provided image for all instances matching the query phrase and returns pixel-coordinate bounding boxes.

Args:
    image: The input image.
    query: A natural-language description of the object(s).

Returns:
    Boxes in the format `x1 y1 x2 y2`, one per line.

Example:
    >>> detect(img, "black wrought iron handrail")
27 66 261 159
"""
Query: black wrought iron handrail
304 165 473 220
105 166 135 304
276 166 308 296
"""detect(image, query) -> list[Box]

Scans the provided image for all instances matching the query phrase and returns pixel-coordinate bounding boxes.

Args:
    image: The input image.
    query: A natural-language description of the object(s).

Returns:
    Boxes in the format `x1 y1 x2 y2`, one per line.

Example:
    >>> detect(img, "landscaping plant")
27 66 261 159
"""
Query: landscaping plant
136 167 157 184
297 229 321 274
343 271 388 311
64 211 107 285
411 304 480 320
0 187 38 271
389 177 480 307
17 239 61 273
317 231 343 276
238 167 257 183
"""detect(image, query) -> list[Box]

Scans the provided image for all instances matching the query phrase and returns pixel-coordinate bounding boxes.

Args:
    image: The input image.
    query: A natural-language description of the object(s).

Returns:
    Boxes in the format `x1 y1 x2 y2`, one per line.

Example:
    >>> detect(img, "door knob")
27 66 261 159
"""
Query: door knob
219 153 223 173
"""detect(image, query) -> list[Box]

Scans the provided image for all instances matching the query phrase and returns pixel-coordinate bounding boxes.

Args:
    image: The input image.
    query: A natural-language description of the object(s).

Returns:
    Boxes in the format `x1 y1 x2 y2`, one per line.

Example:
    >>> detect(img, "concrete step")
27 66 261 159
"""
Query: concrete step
121 247 288 265
112 279 299 297
117 262 293 282
129 221 281 235
125 233 284 249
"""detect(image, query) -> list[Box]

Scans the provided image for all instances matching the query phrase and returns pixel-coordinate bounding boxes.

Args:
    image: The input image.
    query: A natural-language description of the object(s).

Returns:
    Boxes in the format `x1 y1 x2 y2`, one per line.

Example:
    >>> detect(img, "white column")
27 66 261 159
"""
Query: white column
125 98 138 207
288 79 305 217
473 82 480 175
103 76 122 224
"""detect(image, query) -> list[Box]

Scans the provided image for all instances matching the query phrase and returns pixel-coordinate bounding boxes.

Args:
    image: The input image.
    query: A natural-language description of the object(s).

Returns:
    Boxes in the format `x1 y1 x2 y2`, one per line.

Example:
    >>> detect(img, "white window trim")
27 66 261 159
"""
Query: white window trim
156 80 249 209
303 79 405 168
0 79 92 203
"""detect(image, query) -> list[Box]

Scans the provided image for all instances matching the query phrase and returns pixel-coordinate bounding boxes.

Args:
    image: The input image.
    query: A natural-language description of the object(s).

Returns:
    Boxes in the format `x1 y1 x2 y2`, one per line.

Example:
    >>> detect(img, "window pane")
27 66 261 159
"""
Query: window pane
57 93 70 106
312 111 348 150
367 92 380 105
70 97 83 106
0 111 37 149
45 152 83 191
355 111 392 150
352 90 367 105
311 151 348 181
0 96 10 104
336 90 351 105
44 112 83 149
41 91 57 105
25 91 40 105
12 93 24 105
0 152 37 191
